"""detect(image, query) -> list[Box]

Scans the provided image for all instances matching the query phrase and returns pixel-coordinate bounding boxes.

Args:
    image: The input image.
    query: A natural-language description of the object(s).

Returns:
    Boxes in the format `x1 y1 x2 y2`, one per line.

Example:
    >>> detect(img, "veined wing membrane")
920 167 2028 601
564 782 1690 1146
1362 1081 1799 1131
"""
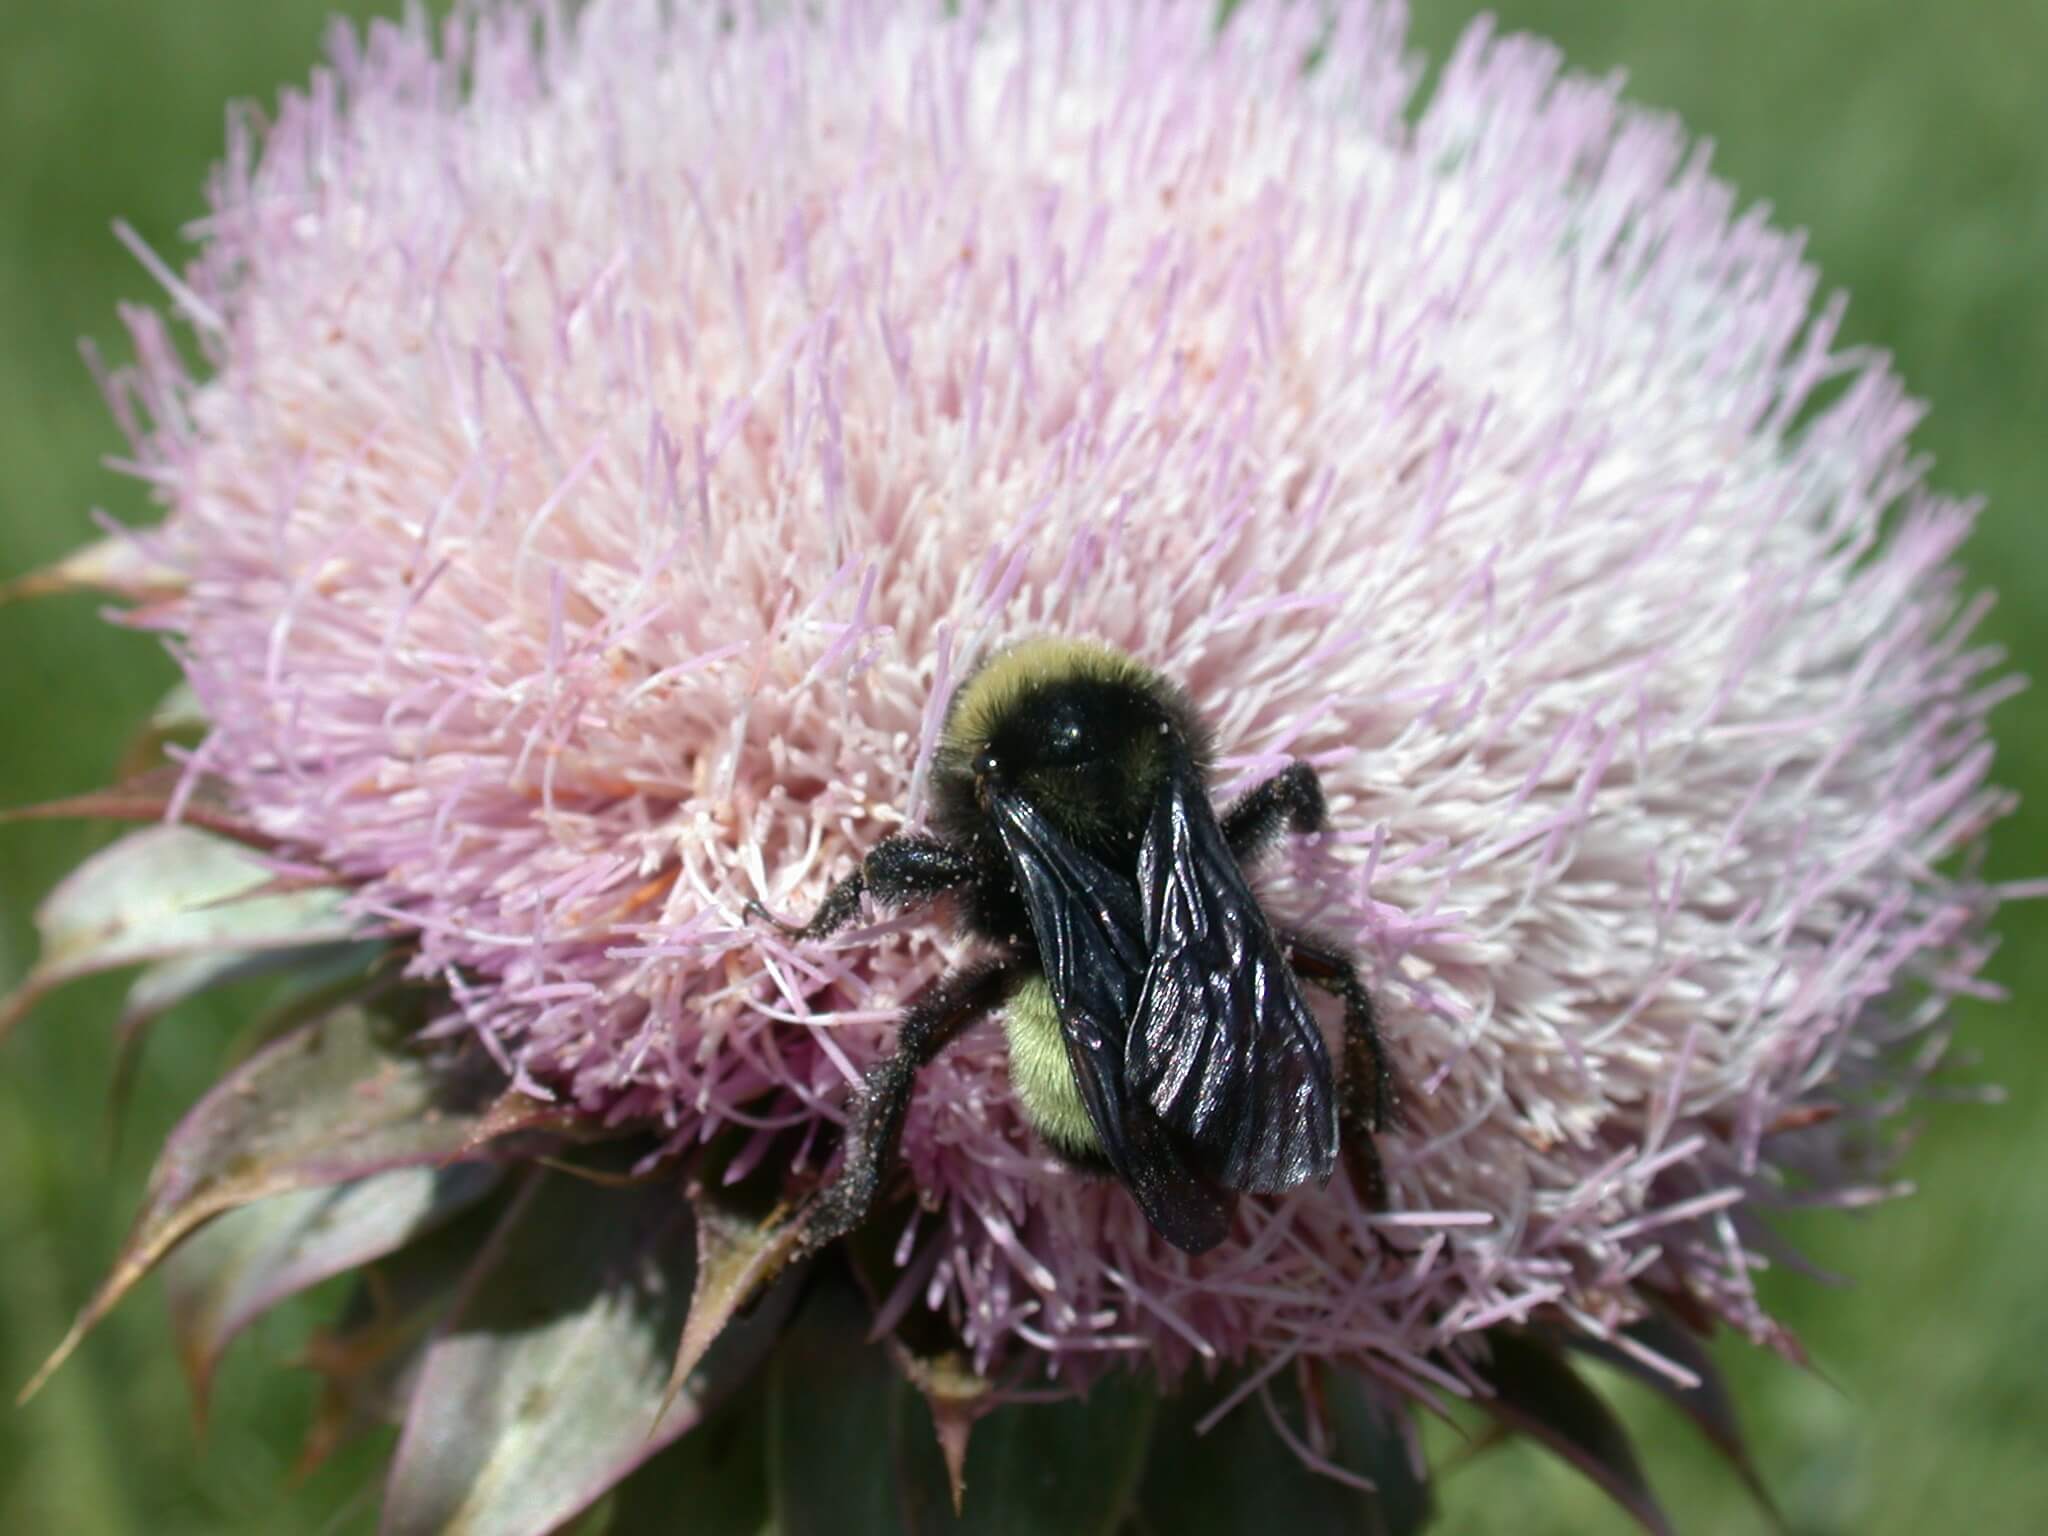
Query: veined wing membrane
1127 766 1337 1193
989 791 1231 1251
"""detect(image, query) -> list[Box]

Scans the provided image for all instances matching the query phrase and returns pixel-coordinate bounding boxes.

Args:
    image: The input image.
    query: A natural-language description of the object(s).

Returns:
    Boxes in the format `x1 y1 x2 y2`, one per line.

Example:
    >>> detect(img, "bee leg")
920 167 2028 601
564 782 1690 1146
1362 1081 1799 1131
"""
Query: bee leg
1222 761 1327 863
1278 931 1395 1209
746 834 977 942
801 960 1018 1253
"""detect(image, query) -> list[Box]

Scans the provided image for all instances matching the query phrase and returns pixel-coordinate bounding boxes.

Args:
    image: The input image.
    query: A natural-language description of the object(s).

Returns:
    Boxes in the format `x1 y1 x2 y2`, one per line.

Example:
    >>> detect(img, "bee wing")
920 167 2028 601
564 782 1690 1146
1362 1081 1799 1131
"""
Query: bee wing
990 791 1234 1253
987 790 1149 1025
1126 763 1338 1193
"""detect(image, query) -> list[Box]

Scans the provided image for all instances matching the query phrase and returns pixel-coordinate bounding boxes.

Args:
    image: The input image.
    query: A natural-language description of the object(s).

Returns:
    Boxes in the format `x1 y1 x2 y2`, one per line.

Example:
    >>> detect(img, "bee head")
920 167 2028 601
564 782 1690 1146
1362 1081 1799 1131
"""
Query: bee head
935 637 1207 858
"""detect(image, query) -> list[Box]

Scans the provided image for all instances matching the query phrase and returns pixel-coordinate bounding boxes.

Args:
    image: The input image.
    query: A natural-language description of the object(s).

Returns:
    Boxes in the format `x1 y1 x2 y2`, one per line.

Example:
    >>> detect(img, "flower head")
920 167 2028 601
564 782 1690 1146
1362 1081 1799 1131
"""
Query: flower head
43 0 2009 1508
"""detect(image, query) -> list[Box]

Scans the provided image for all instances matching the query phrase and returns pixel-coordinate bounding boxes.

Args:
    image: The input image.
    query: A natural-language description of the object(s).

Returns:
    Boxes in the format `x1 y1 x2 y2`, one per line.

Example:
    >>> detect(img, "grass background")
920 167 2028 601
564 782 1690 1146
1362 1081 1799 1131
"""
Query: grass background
2 2 2043 1532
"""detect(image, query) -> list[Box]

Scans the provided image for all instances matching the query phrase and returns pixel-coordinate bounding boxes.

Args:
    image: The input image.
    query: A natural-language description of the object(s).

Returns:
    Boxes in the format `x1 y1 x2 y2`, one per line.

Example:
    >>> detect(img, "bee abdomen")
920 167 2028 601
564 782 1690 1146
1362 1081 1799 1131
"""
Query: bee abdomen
1002 974 1102 1159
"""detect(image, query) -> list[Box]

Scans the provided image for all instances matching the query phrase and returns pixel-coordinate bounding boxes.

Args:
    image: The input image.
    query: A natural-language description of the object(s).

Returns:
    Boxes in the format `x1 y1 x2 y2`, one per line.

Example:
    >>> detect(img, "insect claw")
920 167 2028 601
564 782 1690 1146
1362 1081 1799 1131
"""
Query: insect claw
742 897 805 938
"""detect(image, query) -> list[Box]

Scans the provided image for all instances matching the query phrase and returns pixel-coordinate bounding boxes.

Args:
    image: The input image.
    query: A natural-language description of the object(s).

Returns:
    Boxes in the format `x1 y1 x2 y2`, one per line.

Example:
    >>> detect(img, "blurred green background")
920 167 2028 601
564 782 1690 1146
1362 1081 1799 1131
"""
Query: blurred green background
2 2 2043 1532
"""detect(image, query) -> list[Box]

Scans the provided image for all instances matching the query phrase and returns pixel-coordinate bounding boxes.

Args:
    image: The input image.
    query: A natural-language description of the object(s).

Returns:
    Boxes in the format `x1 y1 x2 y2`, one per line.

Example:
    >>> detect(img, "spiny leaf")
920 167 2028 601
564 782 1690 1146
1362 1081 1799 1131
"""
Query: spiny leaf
163 1163 502 1418
893 1349 994 1517
119 945 365 1041
454 1088 597 1155
1134 1367 1403 1535
0 822 354 1040
108 940 385 1146
894 1368 1155 1535
19 1004 505 1403
1317 1364 1434 1536
381 1167 797 1536
605 1384 772 1536
0 764 271 847
661 1175 807 1414
117 679 209 779
298 1199 511 1476
1563 1313 1782 1526
0 531 185 603
767 1271 910 1536
841 1213 995 1514
1471 1332 1674 1536
1636 1281 1721 1340
149 678 208 734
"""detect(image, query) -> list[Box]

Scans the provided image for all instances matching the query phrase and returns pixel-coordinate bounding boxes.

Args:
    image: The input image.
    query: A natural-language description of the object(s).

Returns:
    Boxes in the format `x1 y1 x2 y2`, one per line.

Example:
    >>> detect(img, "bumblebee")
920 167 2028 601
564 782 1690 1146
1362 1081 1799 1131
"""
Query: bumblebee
751 637 1391 1254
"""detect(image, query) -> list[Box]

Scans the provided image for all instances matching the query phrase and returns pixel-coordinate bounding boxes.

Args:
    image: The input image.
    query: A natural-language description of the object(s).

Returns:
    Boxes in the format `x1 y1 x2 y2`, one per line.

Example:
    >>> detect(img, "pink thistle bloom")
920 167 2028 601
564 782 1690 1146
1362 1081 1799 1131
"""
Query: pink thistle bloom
102 0 2009 1406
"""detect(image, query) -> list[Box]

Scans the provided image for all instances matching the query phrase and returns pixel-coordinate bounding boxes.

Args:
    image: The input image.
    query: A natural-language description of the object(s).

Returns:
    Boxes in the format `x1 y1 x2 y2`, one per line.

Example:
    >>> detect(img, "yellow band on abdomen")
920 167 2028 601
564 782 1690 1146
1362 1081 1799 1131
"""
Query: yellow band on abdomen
1001 974 1102 1158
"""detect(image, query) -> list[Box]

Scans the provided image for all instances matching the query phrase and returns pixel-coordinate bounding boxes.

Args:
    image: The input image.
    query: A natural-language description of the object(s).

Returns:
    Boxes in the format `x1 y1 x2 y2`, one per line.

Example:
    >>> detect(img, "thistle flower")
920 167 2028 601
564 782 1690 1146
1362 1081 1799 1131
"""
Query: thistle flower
5 1 2015 1531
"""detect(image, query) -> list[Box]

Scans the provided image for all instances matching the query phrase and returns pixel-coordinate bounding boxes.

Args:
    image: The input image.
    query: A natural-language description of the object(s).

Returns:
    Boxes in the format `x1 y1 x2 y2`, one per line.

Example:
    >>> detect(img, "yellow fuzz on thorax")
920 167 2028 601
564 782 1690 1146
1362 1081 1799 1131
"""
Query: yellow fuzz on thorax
1002 975 1100 1156
942 636 1155 758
